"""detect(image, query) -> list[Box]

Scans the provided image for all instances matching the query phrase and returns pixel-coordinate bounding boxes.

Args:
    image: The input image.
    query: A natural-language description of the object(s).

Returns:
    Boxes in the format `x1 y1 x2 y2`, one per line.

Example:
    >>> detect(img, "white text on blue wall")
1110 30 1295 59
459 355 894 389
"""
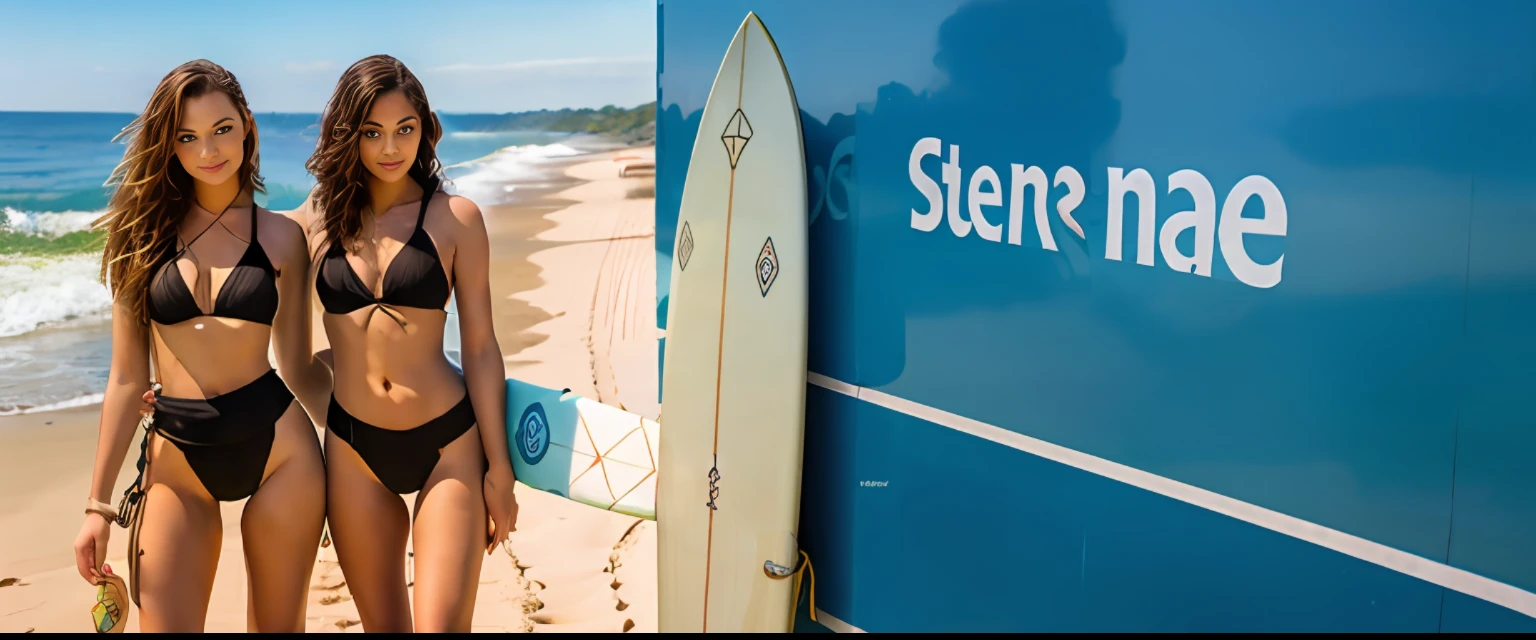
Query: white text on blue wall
907 138 1287 289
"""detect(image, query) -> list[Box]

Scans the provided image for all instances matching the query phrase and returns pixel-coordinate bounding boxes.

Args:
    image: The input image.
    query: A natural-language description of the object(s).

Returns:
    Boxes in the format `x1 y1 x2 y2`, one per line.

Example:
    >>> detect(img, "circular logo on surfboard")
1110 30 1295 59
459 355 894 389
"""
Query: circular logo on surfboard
516 403 550 466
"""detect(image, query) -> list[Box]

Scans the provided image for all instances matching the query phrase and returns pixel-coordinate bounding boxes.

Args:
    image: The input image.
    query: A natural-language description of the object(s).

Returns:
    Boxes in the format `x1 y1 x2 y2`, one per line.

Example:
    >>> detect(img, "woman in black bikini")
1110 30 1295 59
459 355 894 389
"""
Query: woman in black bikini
71 60 329 632
298 54 519 632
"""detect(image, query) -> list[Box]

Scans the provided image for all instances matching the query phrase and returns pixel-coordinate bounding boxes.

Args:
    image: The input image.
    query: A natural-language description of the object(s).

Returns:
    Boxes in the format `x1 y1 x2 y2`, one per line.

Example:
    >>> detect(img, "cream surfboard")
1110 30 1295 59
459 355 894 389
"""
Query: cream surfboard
504 377 660 520
657 12 810 634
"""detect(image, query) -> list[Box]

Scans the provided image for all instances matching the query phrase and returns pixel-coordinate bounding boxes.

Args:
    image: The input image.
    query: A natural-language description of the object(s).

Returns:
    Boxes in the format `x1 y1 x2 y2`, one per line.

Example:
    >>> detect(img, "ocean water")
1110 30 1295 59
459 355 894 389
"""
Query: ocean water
0 111 605 415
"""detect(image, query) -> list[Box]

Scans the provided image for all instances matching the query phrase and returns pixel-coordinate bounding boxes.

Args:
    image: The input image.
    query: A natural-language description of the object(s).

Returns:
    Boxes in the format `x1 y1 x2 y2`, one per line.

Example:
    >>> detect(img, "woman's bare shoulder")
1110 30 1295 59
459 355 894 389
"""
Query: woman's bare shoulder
276 191 332 252
256 206 309 268
443 193 484 227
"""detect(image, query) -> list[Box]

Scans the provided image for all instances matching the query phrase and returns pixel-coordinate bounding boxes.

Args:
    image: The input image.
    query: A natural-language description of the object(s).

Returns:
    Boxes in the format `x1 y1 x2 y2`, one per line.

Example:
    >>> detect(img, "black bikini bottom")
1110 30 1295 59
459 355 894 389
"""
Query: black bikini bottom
326 393 476 495
153 368 293 502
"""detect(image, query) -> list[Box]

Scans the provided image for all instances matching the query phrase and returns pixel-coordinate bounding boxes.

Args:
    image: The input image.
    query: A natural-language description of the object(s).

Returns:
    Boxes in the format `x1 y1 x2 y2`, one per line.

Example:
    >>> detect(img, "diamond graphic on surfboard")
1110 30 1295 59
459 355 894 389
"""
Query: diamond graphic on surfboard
757 237 779 297
721 109 752 169
678 221 694 271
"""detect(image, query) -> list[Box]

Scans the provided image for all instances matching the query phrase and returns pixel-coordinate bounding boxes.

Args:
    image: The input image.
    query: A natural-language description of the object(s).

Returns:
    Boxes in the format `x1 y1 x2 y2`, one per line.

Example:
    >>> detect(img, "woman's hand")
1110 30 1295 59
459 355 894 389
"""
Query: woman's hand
483 463 519 554
74 512 112 585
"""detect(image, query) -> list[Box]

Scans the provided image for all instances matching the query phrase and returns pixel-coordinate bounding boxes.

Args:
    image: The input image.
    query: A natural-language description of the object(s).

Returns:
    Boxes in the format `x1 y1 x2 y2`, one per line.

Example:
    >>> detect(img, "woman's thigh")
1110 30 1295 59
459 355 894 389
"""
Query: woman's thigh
135 435 223 632
410 424 488 633
241 401 327 632
324 427 413 632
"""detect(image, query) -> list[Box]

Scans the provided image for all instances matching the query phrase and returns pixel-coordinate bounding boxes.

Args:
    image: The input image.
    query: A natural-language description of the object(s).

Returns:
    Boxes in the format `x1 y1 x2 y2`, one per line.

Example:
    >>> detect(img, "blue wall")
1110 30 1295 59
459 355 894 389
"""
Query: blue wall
657 0 1536 631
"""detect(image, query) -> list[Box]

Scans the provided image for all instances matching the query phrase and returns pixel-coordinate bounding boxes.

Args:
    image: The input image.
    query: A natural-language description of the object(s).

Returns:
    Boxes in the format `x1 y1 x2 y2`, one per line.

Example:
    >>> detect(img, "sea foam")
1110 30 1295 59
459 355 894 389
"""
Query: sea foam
0 208 112 339
2 207 102 236
0 392 107 417
446 143 584 206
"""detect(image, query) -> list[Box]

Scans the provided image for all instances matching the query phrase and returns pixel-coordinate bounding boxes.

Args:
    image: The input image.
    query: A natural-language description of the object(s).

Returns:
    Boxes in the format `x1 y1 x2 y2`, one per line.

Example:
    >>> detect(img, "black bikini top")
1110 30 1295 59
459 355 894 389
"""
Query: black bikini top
315 179 452 329
148 202 279 326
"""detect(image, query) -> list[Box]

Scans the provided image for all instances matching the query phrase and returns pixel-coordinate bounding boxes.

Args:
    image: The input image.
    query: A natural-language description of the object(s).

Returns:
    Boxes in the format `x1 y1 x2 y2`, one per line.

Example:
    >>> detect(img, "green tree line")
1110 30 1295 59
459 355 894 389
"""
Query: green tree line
444 102 656 136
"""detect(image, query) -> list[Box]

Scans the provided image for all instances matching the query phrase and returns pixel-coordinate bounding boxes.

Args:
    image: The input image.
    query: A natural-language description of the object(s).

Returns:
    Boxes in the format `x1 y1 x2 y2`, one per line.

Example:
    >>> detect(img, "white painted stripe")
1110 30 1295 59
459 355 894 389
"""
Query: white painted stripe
813 608 866 633
808 371 858 398
806 374 1536 621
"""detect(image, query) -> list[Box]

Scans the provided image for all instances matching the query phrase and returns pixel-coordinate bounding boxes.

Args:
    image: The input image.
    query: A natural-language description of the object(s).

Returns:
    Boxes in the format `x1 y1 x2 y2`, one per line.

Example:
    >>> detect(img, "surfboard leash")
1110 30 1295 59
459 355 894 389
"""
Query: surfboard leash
765 548 817 628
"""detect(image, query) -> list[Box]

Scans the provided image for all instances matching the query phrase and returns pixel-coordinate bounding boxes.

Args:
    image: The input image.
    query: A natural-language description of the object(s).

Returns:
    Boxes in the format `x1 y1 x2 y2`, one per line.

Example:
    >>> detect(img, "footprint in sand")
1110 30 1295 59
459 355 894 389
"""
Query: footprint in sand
312 578 346 591
606 520 644 615
495 544 544 631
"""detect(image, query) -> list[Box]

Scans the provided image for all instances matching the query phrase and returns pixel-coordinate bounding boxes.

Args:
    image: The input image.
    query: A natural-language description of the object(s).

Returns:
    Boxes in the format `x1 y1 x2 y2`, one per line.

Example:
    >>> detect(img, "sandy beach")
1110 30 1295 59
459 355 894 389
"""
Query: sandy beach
0 146 661 633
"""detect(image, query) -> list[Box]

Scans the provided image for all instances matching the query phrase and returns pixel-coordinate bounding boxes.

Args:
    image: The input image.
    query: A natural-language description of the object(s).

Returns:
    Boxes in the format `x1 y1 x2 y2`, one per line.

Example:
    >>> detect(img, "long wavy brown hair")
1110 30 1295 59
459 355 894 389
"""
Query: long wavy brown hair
306 55 444 255
93 59 264 324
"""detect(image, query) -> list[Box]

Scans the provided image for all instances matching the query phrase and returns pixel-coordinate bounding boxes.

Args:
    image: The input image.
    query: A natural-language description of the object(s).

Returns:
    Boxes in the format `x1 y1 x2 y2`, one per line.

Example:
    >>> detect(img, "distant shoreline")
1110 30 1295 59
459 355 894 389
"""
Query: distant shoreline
0 103 656 139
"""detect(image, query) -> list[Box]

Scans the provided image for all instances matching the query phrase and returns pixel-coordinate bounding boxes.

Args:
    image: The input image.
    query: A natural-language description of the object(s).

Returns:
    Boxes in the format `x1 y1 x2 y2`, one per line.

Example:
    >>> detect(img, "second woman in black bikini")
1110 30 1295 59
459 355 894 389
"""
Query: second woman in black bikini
71 59 329 632
297 54 520 632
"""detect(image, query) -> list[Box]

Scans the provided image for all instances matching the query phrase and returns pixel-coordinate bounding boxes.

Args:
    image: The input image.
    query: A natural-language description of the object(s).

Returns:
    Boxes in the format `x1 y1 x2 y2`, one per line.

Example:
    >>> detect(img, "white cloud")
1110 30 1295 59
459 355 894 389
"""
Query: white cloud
284 61 337 73
429 56 652 74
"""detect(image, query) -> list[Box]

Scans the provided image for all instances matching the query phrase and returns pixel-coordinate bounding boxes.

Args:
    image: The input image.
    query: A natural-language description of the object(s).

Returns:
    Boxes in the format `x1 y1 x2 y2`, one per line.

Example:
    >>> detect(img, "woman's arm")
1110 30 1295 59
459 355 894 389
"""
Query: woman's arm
448 196 511 475
449 195 519 552
74 301 153 583
87 303 153 506
286 196 336 372
273 207 332 427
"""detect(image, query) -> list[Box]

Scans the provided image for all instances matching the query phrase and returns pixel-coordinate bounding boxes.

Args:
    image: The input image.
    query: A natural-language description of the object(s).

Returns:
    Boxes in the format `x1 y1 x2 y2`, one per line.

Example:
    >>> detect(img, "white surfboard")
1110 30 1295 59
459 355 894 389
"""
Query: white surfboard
504 377 660 520
656 12 810 634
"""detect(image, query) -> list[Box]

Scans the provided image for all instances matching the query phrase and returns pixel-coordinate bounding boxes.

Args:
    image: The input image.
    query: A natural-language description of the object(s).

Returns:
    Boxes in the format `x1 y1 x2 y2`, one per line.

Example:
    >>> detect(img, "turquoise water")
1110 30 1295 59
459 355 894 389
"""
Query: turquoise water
0 111 575 213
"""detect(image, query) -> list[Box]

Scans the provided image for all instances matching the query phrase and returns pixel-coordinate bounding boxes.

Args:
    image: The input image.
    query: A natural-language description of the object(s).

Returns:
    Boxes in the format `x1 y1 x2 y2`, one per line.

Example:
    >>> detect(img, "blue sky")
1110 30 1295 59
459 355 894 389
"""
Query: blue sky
0 0 656 113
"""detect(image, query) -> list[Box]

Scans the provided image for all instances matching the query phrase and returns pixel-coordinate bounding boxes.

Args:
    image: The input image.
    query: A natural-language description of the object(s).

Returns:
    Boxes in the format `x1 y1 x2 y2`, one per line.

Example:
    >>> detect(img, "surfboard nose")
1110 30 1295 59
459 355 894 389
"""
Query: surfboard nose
739 11 766 37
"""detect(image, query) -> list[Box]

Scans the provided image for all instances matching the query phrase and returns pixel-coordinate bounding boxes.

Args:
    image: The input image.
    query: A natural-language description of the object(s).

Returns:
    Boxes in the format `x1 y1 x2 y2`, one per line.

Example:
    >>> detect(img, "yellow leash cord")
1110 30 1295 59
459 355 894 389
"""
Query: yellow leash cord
765 549 818 629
